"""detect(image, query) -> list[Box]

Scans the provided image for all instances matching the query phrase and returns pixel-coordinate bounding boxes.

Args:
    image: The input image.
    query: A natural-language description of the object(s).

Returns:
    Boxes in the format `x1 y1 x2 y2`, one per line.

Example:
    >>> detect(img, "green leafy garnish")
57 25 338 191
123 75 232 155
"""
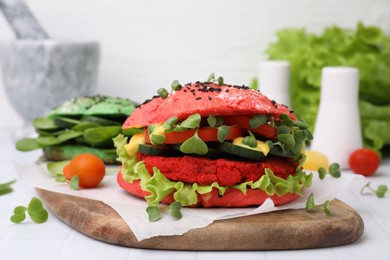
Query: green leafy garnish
217 125 230 143
157 88 169 99
317 163 341 179
207 73 224 85
55 174 67 182
217 76 224 85
150 134 166 146
171 80 182 91
162 116 179 131
361 182 388 198
180 131 208 155
242 131 257 148
329 163 341 178
69 176 79 190
249 114 267 129
169 202 182 220
277 134 295 149
207 73 216 82
146 206 161 222
10 206 27 223
323 200 331 216
10 197 48 224
318 167 327 179
179 113 201 129
305 193 331 216
0 180 16 196
207 115 224 128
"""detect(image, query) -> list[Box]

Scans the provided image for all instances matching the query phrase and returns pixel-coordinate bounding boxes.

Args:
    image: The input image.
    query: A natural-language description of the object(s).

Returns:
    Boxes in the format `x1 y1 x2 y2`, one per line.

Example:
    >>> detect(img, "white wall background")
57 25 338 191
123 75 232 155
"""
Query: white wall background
1 0 390 128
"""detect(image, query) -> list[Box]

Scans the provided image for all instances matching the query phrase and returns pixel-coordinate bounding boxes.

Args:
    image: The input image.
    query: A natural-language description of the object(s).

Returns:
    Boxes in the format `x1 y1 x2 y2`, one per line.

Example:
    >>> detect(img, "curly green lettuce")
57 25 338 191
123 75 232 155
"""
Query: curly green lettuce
265 22 390 151
113 134 312 207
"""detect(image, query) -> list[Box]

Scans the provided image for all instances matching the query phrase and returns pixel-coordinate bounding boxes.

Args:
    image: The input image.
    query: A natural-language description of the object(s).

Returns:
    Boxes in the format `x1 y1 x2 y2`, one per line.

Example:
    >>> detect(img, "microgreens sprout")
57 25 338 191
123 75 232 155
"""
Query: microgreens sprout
305 193 332 216
10 197 49 224
55 173 79 190
207 115 224 128
249 114 267 129
0 180 16 196
207 73 215 82
318 163 341 179
180 113 201 129
361 182 388 198
207 73 224 85
217 125 230 143
69 176 79 190
146 202 183 222
169 202 182 220
162 116 179 132
146 206 161 222
171 80 182 91
329 163 341 178
157 88 169 99
242 131 257 148
180 130 208 155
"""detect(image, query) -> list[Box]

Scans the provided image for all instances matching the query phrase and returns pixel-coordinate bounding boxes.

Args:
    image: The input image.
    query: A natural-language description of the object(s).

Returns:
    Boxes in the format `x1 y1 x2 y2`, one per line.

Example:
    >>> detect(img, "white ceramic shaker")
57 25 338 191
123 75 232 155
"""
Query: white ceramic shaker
258 60 291 107
311 67 363 169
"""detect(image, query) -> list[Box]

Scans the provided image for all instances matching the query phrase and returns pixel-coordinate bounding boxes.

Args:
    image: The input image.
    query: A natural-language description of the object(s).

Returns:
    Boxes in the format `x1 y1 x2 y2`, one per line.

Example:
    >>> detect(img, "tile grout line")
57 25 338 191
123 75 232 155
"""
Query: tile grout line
54 230 79 260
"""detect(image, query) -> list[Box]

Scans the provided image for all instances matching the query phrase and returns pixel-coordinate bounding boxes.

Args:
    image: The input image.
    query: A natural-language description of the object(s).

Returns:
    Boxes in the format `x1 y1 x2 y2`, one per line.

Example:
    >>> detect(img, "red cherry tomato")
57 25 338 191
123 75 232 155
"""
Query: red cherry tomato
65 153 106 188
349 148 380 176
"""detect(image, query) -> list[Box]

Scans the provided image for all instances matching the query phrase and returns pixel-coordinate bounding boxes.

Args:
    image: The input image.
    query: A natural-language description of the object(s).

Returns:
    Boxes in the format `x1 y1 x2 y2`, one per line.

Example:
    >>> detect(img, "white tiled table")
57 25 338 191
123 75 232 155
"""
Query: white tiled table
1 128 390 260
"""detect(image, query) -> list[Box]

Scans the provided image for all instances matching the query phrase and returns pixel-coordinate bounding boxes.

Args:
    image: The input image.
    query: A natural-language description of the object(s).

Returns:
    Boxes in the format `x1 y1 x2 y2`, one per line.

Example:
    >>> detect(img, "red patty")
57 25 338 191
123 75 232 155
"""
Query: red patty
138 153 297 186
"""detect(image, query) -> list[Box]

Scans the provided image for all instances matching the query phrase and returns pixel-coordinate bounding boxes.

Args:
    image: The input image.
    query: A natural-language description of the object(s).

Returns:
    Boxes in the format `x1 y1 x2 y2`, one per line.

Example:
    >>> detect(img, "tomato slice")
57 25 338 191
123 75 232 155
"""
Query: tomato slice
223 115 277 139
145 126 245 144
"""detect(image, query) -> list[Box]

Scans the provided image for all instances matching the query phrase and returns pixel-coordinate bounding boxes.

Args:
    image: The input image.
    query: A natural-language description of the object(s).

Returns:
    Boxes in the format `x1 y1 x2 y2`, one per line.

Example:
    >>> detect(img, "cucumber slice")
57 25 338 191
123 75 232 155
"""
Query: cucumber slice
211 142 266 161
138 144 182 157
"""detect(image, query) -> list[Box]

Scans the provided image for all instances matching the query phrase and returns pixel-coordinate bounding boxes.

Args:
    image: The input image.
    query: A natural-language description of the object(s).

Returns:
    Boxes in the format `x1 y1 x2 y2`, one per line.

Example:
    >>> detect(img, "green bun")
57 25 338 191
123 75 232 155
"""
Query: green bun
43 144 118 164
47 95 137 120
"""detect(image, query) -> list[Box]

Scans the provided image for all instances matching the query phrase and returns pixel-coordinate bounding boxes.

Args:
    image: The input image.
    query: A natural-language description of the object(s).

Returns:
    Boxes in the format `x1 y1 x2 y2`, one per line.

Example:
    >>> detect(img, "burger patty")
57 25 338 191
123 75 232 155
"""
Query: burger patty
138 153 298 186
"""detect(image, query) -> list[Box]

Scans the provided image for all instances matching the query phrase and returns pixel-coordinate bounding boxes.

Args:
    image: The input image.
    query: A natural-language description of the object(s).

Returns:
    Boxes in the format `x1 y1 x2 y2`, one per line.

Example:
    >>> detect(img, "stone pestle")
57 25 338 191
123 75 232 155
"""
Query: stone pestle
0 0 49 39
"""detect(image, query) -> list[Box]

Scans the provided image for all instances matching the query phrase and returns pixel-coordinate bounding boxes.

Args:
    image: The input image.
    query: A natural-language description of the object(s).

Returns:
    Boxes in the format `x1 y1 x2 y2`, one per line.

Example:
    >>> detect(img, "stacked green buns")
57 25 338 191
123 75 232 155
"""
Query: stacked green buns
16 96 138 164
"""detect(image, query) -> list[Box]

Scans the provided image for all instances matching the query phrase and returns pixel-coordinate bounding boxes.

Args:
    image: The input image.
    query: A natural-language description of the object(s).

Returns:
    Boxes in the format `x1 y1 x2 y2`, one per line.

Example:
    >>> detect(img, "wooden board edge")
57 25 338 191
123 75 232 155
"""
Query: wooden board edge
36 188 364 251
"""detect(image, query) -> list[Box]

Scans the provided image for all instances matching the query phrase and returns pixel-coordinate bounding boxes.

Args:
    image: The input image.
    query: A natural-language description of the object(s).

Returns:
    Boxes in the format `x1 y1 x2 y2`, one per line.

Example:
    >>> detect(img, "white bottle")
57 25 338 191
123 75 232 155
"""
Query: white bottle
258 60 291 107
311 67 362 169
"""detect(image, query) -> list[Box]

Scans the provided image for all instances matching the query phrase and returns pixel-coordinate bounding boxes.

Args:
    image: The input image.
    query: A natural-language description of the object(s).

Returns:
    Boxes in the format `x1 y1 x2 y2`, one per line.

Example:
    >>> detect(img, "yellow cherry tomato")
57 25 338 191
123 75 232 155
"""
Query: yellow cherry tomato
303 150 330 171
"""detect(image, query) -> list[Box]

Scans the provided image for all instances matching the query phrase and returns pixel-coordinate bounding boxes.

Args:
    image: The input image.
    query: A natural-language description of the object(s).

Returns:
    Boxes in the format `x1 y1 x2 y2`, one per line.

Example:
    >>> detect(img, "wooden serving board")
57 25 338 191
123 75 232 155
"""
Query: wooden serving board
36 188 364 251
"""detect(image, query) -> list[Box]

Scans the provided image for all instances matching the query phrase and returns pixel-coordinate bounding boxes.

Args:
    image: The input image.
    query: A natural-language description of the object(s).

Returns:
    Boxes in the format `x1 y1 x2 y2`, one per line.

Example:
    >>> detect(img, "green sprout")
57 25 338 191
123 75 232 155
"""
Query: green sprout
0 180 16 196
361 182 388 198
318 163 341 180
157 88 169 99
305 193 332 216
171 80 182 91
10 197 49 224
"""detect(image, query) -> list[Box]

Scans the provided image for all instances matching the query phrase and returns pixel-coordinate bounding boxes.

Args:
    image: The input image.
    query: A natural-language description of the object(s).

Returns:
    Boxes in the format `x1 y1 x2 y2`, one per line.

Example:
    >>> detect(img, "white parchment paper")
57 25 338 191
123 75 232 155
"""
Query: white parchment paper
14 162 363 241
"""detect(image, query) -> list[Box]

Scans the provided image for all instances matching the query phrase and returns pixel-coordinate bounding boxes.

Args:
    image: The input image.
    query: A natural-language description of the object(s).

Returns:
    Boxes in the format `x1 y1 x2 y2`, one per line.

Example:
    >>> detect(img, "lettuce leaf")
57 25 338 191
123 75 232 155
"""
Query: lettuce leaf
265 22 390 151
